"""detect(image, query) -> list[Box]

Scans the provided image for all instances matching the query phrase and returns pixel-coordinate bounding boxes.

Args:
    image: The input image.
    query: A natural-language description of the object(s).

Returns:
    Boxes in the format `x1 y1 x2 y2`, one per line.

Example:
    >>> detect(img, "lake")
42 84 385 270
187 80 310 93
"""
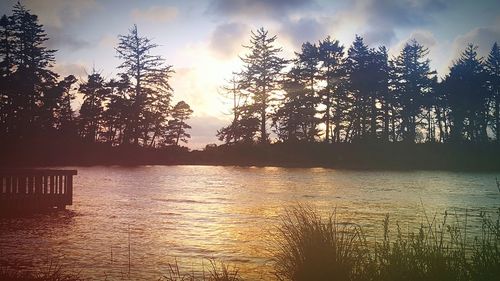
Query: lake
0 166 499 280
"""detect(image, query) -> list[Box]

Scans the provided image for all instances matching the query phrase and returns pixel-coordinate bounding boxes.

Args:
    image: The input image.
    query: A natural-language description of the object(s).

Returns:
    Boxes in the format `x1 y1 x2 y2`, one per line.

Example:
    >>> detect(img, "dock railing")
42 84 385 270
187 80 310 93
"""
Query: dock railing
0 169 77 213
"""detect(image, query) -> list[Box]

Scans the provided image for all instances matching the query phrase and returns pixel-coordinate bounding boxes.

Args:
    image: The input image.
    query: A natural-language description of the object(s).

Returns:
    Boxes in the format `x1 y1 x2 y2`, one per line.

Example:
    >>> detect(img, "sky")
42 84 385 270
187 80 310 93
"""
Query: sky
1 0 499 149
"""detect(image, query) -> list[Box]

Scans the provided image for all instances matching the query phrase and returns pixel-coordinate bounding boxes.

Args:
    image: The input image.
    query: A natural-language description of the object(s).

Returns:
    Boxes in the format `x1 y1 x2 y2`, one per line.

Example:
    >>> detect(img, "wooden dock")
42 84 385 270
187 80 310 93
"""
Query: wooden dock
0 169 77 213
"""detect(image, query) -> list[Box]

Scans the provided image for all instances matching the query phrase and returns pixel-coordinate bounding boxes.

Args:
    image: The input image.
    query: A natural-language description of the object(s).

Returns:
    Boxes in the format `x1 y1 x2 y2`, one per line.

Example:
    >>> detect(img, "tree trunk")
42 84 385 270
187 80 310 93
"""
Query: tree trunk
383 100 390 142
496 98 500 142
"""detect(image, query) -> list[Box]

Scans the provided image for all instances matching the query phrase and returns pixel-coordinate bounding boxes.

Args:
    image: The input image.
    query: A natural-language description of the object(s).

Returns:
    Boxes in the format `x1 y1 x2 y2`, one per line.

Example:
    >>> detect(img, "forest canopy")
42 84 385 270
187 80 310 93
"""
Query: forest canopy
217 28 500 145
0 3 192 148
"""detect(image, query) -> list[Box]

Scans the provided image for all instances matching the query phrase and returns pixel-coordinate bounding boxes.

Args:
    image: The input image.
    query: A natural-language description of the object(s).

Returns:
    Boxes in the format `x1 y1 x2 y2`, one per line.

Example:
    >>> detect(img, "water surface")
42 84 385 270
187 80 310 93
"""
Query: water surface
0 166 498 279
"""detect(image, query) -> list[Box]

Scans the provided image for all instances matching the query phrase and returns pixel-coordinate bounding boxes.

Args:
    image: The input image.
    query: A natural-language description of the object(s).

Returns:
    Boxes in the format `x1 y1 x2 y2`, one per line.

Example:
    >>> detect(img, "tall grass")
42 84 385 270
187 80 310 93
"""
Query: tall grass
273 205 368 281
0 264 83 281
161 259 242 281
273 206 500 281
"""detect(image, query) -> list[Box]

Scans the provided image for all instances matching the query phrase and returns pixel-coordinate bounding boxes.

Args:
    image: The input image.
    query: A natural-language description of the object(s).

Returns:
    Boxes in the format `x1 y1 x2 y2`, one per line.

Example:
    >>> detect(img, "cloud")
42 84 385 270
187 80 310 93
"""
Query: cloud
206 0 315 20
99 35 118 49
24 0 99 29
209 22 249 59
409 30 438 48
451 26 500 60
279 17 329 48
354 0 447 45
363 26 396 46
5 0 99 52
131 6 178 23
52 62 88 79
187 115 228 149
46 32 92 51
391 30 438 56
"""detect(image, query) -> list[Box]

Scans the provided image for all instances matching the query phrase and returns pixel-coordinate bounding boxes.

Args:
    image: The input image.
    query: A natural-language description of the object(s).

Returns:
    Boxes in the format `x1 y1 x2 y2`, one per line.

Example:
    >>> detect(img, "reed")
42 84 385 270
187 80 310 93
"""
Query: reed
272 205 368 281
0 263 83 281
162 259 242 281
272 206 500 281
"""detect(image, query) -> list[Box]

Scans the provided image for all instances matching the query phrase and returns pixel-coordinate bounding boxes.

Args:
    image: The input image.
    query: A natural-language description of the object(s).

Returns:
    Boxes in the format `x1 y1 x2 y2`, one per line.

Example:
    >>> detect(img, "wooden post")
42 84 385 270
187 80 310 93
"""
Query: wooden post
49 176 55 195
43 175 48 194
35 175 42 195
6 176 11 194
58 175 63 194
67 175 73 205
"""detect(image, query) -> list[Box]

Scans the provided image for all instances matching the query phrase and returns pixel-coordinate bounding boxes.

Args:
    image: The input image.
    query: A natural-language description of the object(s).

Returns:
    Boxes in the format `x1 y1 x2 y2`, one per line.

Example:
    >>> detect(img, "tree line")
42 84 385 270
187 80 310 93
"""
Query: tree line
217 28 500 145
0 3 192 148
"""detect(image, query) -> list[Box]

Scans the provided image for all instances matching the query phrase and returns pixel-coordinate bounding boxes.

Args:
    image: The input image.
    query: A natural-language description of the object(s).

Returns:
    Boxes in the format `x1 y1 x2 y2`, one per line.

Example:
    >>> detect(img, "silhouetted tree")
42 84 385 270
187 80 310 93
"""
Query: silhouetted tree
345 36 373 141
102 74 132 145
486 42 500 141
239 27 286 143
1 2 58 139
446 44 488 142
78 70 109 142
216 76 256 144
0 14 15 136
145 86 171 147
273 62 321 142
374 46 392 142
317 37 345 142
166 101 193 146
391 40 435 143
115 24 173 146
56 75 78 136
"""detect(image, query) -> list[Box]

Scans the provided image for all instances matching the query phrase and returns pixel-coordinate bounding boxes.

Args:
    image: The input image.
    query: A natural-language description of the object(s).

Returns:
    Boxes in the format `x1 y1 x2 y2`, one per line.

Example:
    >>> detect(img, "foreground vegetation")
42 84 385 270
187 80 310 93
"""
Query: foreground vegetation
272 206 500 281
2 206 498 281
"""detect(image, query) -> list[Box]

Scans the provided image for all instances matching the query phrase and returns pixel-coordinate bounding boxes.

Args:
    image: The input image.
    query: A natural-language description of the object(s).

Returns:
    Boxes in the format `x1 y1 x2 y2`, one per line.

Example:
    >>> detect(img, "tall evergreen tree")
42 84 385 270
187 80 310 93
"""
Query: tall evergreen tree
166 101 193 146
0 14 15 135
317 37 345 142
115 24 173 146
391 40 435 143
56 75 78 136
78 70 109 142
216 76 256 144
274 59 321 142
345 36 373 141
239 27 286 143
486 42 500 141
102 74 132 145
446 44 488 142
7 2 57 138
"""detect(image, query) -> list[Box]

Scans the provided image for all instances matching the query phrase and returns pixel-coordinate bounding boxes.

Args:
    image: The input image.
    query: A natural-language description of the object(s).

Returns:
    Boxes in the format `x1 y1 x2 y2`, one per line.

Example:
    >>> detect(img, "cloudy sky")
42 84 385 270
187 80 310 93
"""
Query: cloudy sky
1 0 499 148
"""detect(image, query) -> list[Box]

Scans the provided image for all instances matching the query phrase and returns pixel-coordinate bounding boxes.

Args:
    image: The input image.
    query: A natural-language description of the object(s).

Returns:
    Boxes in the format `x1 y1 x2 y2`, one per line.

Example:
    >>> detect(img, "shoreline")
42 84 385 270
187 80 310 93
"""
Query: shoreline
2 141 500 171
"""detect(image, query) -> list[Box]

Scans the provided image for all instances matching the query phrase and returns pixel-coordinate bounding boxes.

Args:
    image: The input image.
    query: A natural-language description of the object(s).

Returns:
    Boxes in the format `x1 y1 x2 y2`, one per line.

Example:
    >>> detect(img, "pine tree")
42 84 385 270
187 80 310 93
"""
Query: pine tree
102 74 132 145
317 37 345 142
374 46 392 142
57 75 78 136
216 76 254 144
78 70 110 142
0 14 14 135
239 27 286 143
7 2 57 138
345 36 372 141
166 101 193 146
115 24 173 146
391 40 435 143
273 42 321 142
446 44 488 142
485 42 500 142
